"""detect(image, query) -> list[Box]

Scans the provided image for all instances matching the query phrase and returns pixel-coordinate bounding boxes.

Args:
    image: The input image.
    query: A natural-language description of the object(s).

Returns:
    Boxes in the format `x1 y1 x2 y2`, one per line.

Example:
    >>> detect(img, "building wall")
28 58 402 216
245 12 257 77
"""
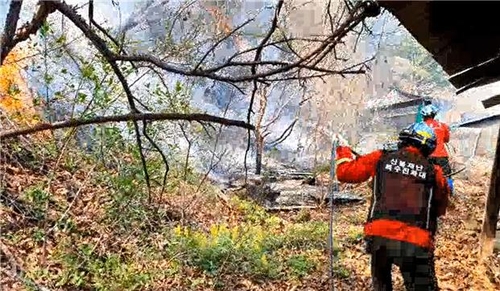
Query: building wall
449 125 499 159
389 114 417 129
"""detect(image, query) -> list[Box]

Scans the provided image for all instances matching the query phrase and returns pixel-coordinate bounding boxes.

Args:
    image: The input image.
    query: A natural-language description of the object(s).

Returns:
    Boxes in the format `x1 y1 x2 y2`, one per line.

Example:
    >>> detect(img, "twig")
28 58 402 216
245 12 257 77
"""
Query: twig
88 0 137 69
142 121 169 201
47 165 96 235
181 98 234 215
267 119 297 146
194 17 256 71
179 122 193 181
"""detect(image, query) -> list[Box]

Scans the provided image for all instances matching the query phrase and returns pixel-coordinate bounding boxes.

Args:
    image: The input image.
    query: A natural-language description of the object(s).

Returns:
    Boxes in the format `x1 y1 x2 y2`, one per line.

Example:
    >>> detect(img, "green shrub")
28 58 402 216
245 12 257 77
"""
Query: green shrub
23 185 50 222
164 219 339 281
167 223 282 279
53 240 152 291
282 221 329 250
286 254 317 278
230 196 269 224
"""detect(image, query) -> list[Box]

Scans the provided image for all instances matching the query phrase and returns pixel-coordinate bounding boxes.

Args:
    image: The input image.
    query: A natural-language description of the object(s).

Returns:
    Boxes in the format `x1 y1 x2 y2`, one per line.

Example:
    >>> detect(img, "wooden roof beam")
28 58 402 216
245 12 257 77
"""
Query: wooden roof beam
455 76 500 95
448 54 500 90
454 113 500 129
482 94 500 109
375 98 430 111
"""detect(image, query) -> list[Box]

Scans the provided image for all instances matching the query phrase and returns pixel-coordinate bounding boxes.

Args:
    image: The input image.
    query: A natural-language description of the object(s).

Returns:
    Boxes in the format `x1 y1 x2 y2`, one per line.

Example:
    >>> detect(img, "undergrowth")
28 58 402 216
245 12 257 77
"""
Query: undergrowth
1 137 348 291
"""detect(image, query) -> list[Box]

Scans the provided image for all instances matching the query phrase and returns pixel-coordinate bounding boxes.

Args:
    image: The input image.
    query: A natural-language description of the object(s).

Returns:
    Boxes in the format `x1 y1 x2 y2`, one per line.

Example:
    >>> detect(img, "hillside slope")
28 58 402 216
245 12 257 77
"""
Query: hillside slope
1 144 499 291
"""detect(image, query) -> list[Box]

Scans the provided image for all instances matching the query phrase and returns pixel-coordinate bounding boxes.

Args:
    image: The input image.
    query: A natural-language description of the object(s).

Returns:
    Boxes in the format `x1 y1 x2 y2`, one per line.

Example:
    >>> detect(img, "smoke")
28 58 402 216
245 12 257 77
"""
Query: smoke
2 0 390 177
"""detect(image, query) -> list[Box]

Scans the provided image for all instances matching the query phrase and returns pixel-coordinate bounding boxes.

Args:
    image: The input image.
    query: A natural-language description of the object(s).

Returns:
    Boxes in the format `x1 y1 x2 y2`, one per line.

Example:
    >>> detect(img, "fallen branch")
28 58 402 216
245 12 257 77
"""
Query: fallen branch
446 166 467 178
0 113 255 140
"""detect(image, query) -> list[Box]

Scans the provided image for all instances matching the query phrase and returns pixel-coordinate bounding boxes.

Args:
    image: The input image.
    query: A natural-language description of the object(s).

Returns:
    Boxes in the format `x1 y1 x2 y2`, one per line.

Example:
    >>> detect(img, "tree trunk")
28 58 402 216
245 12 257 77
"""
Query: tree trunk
254 85 268 175
480 125 500 257
255 132 263 175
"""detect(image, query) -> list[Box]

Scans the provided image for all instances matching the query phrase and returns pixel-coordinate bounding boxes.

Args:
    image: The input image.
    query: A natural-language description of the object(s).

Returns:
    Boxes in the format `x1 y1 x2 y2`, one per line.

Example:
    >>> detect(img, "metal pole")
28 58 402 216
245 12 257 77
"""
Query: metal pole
328 138 339 291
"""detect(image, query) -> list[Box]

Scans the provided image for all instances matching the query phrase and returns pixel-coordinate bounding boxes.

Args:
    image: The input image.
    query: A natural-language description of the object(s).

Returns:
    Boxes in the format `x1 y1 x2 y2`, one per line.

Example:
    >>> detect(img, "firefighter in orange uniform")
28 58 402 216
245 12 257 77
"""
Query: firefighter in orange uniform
333 122 450 291
421 104 454 195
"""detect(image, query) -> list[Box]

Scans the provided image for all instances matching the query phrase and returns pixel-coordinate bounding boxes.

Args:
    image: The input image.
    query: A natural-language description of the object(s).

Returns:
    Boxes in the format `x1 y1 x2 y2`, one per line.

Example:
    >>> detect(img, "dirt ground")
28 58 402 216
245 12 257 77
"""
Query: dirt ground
326 171 500 290
1 156 499 291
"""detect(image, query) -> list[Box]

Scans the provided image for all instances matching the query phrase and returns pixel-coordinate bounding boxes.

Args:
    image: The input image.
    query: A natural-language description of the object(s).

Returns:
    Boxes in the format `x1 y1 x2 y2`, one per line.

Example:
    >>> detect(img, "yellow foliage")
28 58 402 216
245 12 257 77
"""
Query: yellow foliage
173 225 182 236
0 49 44 130
260 254 269 267
230 225 240 241
209 224 219 238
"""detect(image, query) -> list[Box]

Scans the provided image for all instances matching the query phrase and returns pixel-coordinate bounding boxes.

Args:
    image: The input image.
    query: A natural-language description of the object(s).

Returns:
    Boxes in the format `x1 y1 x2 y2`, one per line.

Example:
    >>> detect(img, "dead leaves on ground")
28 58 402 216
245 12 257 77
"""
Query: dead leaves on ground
1 155 500 291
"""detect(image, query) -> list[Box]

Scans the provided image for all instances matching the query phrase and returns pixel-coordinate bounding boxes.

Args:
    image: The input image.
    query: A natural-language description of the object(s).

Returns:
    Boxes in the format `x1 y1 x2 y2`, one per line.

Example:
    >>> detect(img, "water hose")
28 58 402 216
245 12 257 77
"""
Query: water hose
445 166 466 178
328 138 339 291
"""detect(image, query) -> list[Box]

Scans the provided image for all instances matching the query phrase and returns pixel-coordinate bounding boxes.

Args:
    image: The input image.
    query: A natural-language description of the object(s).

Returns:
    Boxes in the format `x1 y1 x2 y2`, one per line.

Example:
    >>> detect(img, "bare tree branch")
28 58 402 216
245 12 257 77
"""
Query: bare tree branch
179 122 194 181
182 99 234 215
262 89 290 130
1 1 57 65
142 121 170 203
248 0 284 120
88 0 138 71
3 0 379 82
267 119 297 146
0 0 23 63
194 17 256 71
108 2 378 83
0 113 254 140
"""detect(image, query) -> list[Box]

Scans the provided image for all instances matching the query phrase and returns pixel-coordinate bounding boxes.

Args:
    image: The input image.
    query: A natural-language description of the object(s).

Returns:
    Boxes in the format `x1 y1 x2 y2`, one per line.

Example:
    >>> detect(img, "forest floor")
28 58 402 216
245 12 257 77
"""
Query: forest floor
1 146 499 291
330 176 500 290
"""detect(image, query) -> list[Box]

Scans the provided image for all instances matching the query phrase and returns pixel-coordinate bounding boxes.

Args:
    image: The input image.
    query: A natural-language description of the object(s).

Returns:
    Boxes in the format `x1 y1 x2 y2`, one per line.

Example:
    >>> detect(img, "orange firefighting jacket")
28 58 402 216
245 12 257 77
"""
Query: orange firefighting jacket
425 118 450 158
335 146 450 249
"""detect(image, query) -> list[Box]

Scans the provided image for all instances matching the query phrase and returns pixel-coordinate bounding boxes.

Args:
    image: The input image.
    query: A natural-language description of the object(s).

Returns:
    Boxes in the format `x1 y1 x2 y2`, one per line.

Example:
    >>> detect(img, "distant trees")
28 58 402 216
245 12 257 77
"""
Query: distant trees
1 0 381 187
382 33 452 95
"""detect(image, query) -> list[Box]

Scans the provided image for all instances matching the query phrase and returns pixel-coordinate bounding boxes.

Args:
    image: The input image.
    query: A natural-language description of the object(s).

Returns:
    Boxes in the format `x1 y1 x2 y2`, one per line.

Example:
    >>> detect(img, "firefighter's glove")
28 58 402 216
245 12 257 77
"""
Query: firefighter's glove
333 134 350 147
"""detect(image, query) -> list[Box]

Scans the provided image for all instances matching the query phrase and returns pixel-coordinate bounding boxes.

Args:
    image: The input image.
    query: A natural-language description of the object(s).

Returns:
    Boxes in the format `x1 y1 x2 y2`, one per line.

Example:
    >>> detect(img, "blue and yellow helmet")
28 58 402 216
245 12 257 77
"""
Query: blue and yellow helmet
398 122 437 156
420 104 439 117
